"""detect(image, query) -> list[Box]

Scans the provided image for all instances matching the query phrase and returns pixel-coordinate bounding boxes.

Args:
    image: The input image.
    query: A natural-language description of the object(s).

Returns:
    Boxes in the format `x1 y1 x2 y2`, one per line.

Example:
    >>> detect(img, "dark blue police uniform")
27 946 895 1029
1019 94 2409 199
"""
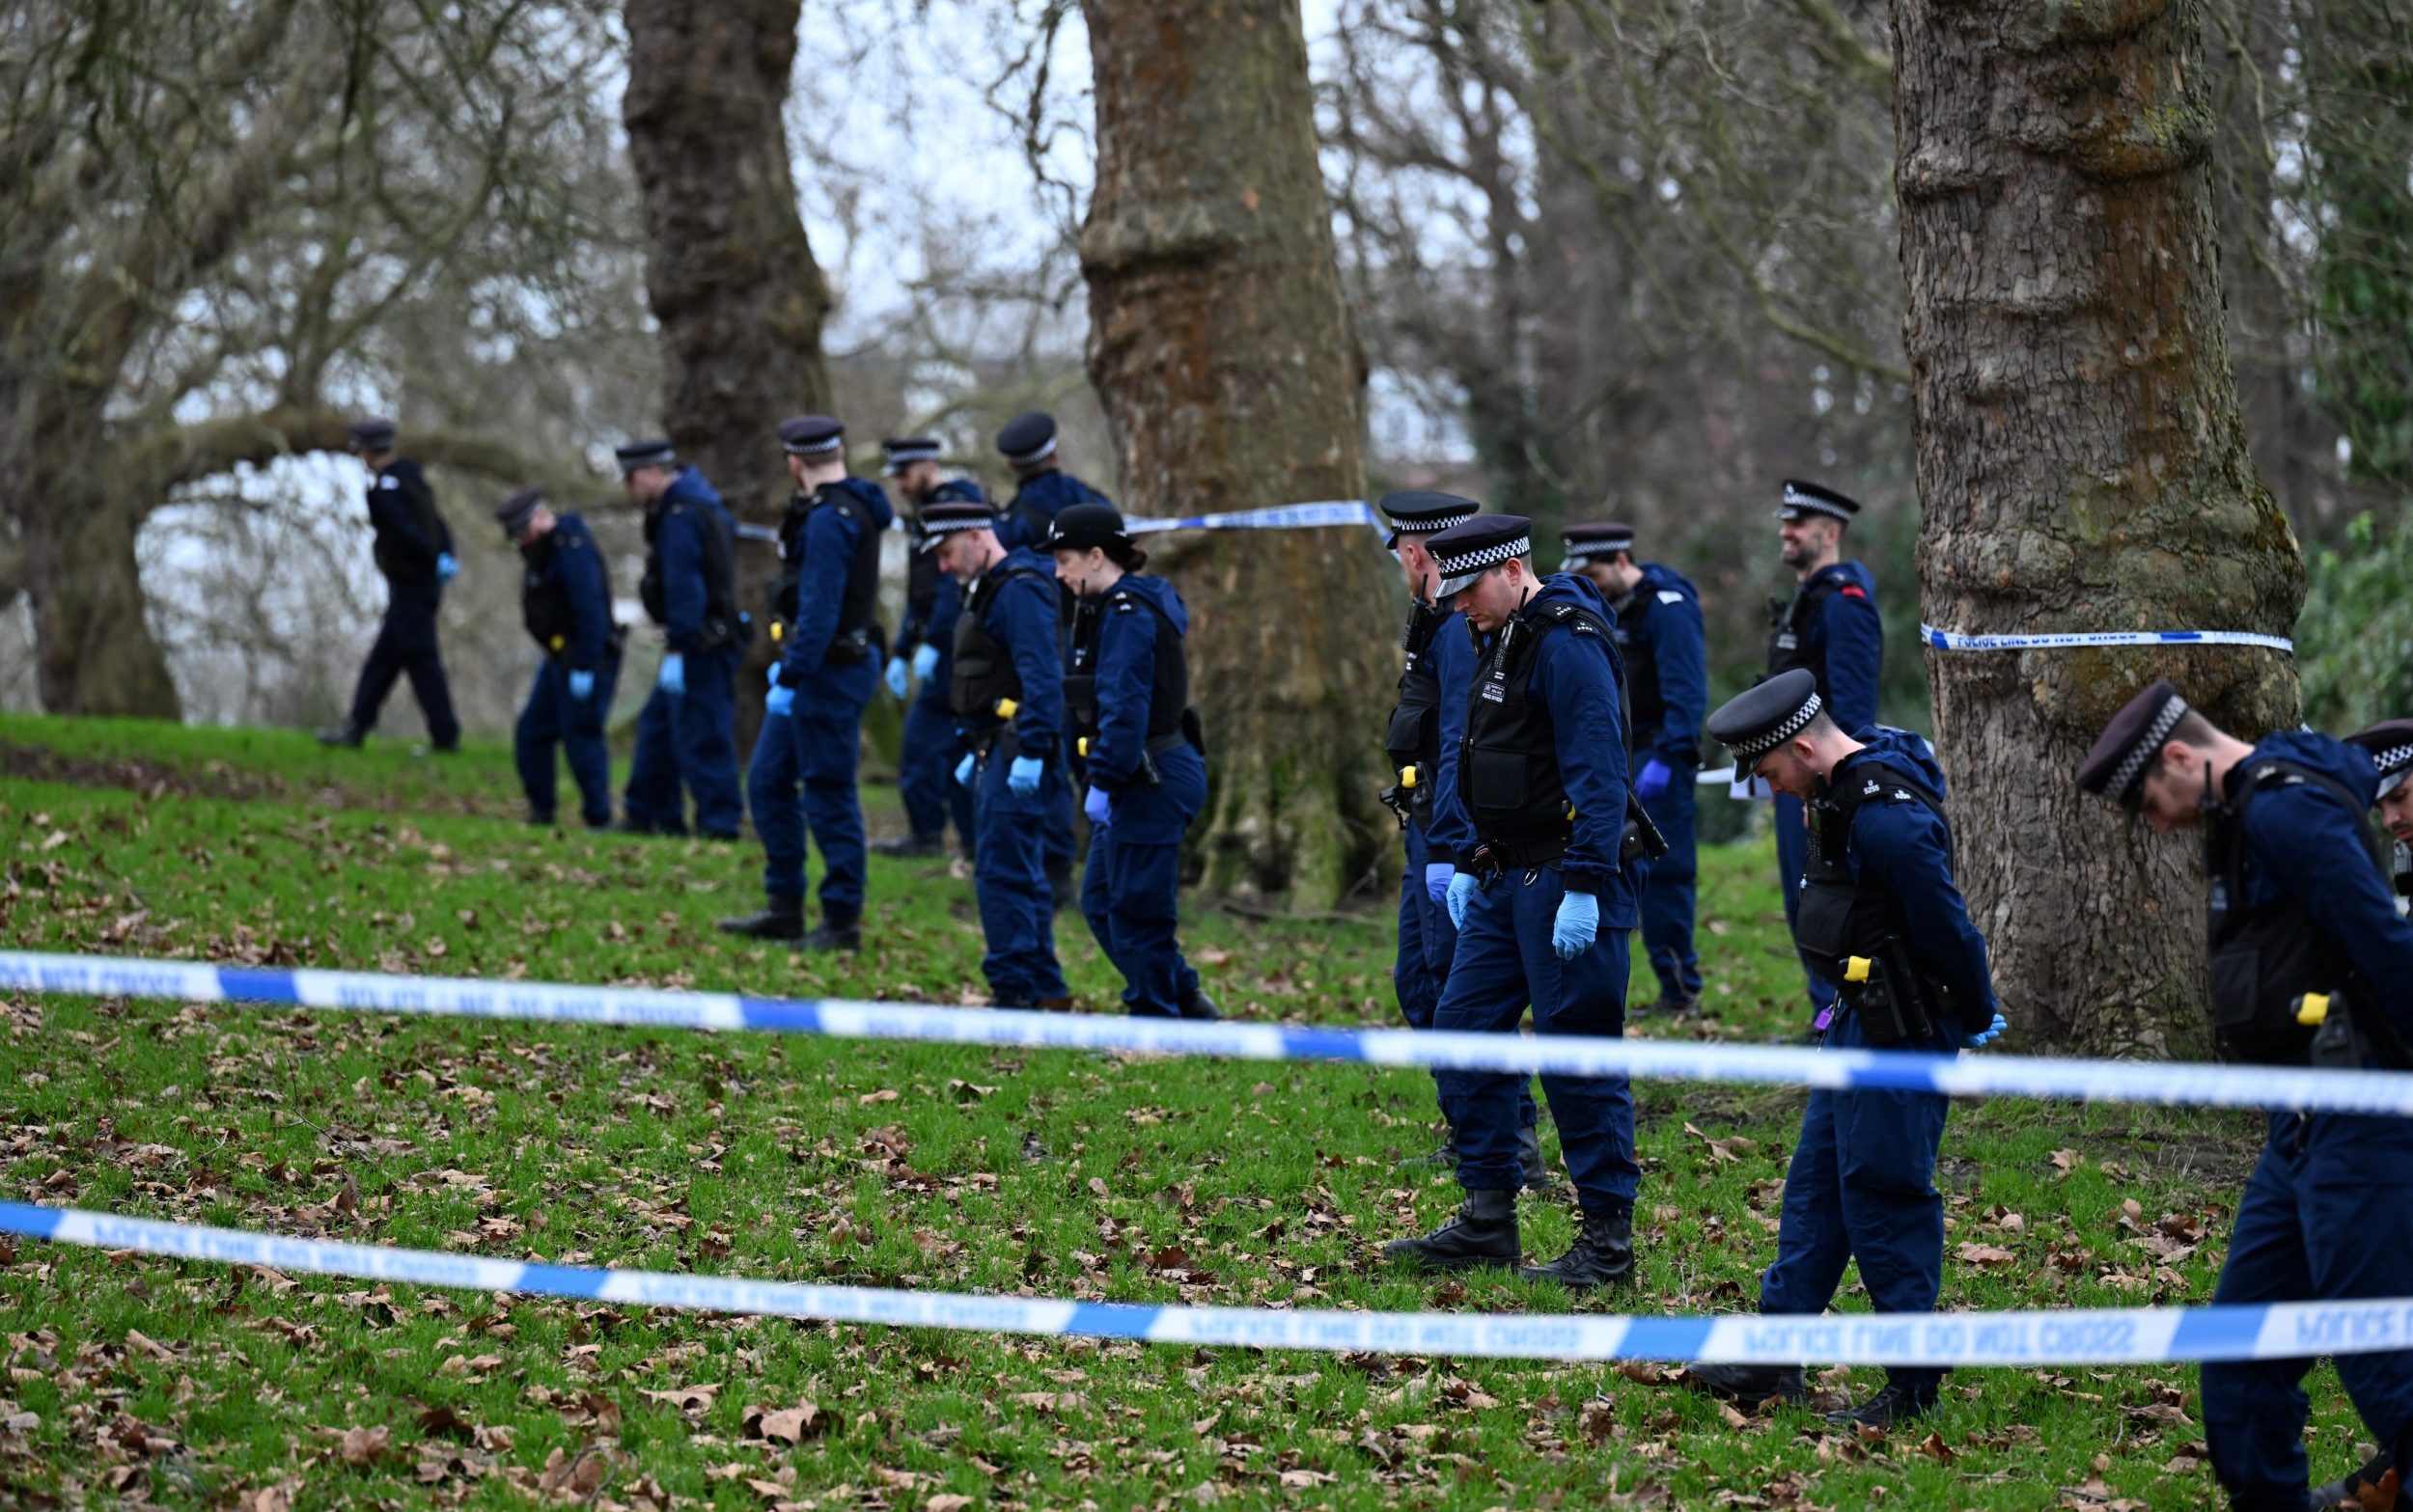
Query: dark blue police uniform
996 411 1101 900
623 465 744 838
510 509 619 827
1613 561 1708 1008
894 481 984 856
344 456 460 748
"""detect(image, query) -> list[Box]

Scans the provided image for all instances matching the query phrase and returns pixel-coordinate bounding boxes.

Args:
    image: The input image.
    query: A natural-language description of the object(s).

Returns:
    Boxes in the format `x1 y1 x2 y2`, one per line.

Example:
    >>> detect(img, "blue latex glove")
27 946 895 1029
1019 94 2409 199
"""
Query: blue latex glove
912 642 941 684
884 656 909 700
954 753 976 787
1959 1012 2009 1050
567 669 595 702
435 552 458 582
1551 890 1599 961
1008 755 1045 797
1445 872 1477 931
1084 784 1113 827
1425 862 1455 905
1635 758 1672 801
657 652 685 697
765 684 794 718
766 662 782 689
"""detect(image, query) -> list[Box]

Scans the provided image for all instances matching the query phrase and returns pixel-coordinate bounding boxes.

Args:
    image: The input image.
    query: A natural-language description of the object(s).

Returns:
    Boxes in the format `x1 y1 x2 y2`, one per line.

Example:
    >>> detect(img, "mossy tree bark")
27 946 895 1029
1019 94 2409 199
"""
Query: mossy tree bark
1892 0 2306 1056
1078 0 1394 904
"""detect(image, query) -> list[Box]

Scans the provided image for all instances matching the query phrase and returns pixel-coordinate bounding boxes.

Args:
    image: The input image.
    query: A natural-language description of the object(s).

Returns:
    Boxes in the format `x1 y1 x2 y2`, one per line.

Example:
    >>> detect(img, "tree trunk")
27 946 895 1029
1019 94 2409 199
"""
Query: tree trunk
1079 0 1394 904
1892 0 2305 1058
622 0 832 753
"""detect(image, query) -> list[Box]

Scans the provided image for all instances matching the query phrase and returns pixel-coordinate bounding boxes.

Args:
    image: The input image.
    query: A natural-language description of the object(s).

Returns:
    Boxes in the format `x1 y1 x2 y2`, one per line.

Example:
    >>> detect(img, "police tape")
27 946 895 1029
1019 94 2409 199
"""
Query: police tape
1922 624 2296 655
8 949 2413 1117
4 1199 2408 1366
1122 501 1383 536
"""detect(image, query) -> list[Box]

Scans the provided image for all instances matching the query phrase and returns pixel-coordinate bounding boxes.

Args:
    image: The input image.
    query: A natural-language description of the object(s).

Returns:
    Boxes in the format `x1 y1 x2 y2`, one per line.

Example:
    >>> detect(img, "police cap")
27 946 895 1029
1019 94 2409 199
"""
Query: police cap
1377 490 1479 549
1777 480 1860 523
492 487 545 539
347 416 397 452
918 497 998 554
1425 514 1533 600
1044 502 1129 555
1706 669 1823 761
2345 719 2413 800
882 435 941 474
615 438 677 476
2074 678 2189 807
995 411 1059 465
1561 520 1635 570
778 414 845 457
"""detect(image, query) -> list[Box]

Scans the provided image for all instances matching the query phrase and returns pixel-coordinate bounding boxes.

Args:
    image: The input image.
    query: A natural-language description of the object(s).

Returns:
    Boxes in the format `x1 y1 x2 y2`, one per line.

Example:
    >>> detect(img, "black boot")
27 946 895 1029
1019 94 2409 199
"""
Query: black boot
1686 1361 1806 1409
1397 1128 1460 1170
316 720 366 748
1518 1124 1550 1191
1642 990 1702 1018
1179 983 1221 1021
872 834 945 859
799 909 861 952
1381 1189 1518 1273
1518 1208 1633 1289
1823 1377 1938 1429
717 899 804 941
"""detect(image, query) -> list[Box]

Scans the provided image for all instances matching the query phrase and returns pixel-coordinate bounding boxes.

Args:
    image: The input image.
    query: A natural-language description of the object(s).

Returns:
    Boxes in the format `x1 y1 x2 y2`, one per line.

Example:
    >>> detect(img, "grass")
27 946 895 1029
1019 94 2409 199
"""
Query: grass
0 715 2376 1508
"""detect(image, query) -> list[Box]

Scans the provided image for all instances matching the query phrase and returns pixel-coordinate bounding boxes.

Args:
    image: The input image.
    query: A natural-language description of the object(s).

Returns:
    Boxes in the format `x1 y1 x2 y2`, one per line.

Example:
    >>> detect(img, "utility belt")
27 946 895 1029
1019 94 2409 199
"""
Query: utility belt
1072 729 1191 787
1831 939 1954 1049
693 611 755 654
1379 761 1432 829
542 625 628 663
1469 836 1567 880
1468 795 1667 880
826 624 883 666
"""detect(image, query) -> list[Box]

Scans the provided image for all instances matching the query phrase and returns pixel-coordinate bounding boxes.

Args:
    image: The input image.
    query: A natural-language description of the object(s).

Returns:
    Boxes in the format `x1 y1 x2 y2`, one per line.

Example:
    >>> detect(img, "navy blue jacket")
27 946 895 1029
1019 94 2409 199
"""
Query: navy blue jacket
1831 727 1997 1031
966 547 1066 759
2231 731 2413 1048
781 476 895 680
1084 572 1187 791
999 468 1111 551
365 458 452 586
652 466 735 655
1618 562 1707 768
1422 607 1480 867
1479 573 1636 913
1799 560 1882 731
529 512 613 670
899 481 985 656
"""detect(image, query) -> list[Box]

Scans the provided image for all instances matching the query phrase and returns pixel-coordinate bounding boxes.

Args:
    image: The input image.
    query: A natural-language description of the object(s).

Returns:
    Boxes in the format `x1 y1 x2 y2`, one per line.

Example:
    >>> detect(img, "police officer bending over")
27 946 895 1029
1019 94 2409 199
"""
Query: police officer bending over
495 488 620 829
1689 669 2003 1428
1382 515 1645 1290
2080 682 2413 1512
2344 720 2413 909
617 439 745 840
927 497 1072 1010
1049 504 1218 1020
320 416 461 752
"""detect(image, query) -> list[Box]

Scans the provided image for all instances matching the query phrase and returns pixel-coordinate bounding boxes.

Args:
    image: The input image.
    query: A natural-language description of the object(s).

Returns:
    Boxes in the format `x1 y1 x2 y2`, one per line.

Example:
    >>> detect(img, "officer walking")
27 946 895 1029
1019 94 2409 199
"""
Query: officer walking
1382 515 1644 1290
319 416 461 752
1687 669 2003 1428
2344 720 2413 906
718 417 892 951
1564 521 1708 1015
1377 491 1543 1186
1763 481 1882 1031
1047 503 1219 1020
926 496 1072 1009
877 436 981 862
2079 683 2413 1510
617 439 745 840
494 488 620 829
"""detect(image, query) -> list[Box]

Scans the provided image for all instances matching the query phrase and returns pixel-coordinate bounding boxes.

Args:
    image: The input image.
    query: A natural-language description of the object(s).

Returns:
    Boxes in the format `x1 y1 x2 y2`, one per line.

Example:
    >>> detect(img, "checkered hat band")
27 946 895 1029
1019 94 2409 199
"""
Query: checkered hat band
1431 535 1531 578
1383 509 1475 536
1781 486 1851 521
923 514 991 536
2375 743 2413 780
2111 695 2189 798
785 437 843 456
1729 691 1822 759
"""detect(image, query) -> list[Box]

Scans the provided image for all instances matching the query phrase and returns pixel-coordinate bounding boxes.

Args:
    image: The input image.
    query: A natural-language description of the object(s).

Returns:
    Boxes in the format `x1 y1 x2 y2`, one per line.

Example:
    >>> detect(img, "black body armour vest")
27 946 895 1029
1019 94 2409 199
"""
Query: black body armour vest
904 523 943 637
1793 757 1958 1045
519 530 616 660
2205 759 2411 1068
1066 584 1192 753
1384 600 1453 816
639 500 740 648
951 564 1052 725
1766 574 1842 683
766 492 814 631
1460 601 1613 846
818 487 886 651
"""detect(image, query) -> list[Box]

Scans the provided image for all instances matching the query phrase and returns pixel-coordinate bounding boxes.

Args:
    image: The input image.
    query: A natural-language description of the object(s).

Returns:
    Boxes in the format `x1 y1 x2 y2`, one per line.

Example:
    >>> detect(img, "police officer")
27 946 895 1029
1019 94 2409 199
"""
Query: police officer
1047 504 1219 1020
617 439 745 840
1565 521 1708 1015
2344 720 2413 907
2079 683 2413 1510
319 417 461 752
1687 669 2003 1428
1764 481 1882 1031
877 436 981 862
495 488 620 829
1381 515 1644 1290
927 497 1071 1009
996 410 1101 910
1377 492 1543 1186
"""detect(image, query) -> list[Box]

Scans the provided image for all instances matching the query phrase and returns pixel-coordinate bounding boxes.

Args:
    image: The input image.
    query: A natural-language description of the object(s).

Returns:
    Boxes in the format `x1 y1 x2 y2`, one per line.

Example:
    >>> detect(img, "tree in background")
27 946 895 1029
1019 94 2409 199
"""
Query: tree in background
1078 0 1396 902
1893 0 2304 1057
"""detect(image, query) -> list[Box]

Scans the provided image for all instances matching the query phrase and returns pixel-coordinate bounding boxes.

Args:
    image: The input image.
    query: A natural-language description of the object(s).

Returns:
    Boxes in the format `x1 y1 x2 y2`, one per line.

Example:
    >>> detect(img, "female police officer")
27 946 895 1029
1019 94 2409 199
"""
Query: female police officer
1046 504 1219 1021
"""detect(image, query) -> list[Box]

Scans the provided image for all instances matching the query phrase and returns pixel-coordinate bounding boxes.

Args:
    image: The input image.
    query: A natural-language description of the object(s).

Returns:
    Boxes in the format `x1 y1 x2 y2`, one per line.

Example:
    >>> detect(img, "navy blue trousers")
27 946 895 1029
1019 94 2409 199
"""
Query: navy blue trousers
513 657 618 826
900 671 973 852
1079 749 1205 1017
348 580 458 746
1759 1004 1950 1392
973 755 1067 1003
2202 1111 2413 1510
1638 776 1700 1001
1398 819 1538 1129
748 708 803 900
623 646 743 838
1431 864 1635 1212
792 658 873 918
1774 793 1840 1017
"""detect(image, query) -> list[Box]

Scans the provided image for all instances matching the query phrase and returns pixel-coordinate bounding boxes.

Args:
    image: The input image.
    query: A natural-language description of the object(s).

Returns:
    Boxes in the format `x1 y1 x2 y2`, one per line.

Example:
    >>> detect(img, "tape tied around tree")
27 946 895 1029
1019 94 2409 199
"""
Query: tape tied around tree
1922 624 2295 654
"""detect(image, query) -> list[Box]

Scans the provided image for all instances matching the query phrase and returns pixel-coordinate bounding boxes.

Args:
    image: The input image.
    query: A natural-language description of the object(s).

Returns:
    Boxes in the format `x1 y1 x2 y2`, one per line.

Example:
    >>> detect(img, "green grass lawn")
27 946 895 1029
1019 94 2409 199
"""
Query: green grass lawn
0 716 2372 1508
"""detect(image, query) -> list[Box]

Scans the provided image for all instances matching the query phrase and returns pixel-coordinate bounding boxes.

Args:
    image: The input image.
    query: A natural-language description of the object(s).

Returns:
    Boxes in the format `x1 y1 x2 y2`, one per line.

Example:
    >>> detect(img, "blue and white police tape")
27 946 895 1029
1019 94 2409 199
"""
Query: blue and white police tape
1123 501 1382 536
1922 624 2295 655
9 949 2413 1118
9 1200 2411 1366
